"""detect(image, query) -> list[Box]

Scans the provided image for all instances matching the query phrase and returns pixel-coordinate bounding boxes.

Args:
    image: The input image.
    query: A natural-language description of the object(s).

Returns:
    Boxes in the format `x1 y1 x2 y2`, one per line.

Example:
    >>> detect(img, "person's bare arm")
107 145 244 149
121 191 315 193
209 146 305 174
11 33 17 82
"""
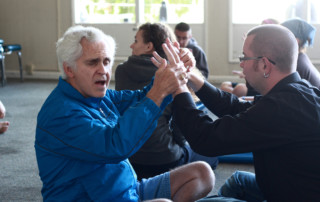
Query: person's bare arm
0 101 6 119
232 70 245 78
187 70 205 92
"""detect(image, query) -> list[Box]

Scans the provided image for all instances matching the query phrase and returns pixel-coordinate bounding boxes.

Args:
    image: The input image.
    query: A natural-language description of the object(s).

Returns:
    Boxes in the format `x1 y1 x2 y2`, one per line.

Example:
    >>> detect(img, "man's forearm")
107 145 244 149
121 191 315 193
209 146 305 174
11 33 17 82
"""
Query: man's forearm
187 71 205 92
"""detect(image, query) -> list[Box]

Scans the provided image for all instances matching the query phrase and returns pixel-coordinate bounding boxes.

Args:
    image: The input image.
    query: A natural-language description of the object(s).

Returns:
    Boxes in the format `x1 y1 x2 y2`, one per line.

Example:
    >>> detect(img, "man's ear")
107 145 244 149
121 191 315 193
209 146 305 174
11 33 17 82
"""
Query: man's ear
146 42 154 52
63 62 75 78
261 57 272 73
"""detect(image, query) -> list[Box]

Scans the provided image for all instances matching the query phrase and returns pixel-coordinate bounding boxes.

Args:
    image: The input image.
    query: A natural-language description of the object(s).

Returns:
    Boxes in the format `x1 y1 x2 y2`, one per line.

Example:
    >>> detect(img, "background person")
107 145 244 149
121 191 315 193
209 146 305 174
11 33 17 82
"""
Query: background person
261 18 279 25
153 24 320 201
174 22 209 79
0 100 9 134
115 23 218 180
281 18 320 89
35 25 215 202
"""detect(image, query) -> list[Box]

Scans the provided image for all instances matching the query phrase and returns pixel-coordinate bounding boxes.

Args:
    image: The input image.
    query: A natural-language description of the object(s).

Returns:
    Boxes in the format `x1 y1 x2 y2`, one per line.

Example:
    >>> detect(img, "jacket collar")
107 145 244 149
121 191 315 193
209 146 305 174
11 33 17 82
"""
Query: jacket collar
58 77 102 108
266 72 301 95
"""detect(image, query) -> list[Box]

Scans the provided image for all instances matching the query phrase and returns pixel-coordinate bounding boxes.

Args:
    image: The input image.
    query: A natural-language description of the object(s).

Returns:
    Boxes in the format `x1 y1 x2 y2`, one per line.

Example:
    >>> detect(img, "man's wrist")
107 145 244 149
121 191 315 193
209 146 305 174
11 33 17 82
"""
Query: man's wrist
146 88 166 107
173 85 189 98
187 73 204 92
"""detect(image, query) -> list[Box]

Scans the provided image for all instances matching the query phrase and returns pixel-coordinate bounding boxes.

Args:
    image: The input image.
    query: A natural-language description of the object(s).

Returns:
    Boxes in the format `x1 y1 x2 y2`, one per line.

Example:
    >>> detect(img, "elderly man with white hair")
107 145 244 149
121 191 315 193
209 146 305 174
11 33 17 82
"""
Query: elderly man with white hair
35 25 214 202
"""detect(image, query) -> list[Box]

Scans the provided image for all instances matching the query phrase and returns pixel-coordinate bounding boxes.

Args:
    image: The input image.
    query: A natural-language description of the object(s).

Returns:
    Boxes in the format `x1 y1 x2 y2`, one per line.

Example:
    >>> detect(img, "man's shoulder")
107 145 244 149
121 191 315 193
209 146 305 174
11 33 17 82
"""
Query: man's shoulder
38 88 73 115
187 39 205 54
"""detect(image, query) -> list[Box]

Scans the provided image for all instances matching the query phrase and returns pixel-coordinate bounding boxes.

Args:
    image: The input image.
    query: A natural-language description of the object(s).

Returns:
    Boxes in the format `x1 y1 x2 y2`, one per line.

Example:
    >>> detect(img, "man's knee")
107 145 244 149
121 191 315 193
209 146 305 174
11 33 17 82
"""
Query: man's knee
144 199 172 202
220 82 233 93
191 161 215 190
169 161 215 201
171 161 215 190
233 84 247 97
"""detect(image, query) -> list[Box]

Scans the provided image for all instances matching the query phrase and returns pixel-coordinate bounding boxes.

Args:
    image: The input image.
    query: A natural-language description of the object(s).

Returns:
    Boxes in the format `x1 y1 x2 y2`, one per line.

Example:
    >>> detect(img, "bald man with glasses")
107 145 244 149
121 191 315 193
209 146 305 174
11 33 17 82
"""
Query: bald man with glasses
153 24 320 202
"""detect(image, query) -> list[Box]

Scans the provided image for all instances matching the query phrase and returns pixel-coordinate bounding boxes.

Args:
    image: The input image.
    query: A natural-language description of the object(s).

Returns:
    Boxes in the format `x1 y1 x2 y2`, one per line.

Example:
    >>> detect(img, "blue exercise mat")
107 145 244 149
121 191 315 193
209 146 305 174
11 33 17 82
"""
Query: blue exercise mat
218 153 253 163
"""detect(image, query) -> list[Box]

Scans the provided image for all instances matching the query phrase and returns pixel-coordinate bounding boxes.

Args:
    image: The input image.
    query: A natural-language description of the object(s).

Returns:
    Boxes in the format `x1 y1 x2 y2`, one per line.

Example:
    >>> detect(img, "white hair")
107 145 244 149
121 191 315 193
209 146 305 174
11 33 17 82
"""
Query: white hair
56 25 116 79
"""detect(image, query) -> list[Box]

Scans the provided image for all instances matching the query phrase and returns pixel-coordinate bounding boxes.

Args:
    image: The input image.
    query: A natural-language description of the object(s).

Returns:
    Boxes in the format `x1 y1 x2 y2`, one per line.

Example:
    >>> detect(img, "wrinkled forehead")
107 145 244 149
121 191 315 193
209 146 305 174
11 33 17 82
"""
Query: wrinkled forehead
80 38 113 59
101 40 114 59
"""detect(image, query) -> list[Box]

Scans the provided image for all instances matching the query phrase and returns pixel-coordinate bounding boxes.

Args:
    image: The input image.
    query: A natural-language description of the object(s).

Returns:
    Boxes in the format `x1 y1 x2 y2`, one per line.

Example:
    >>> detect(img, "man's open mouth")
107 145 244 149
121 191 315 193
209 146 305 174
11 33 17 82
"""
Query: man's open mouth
95 80 106 85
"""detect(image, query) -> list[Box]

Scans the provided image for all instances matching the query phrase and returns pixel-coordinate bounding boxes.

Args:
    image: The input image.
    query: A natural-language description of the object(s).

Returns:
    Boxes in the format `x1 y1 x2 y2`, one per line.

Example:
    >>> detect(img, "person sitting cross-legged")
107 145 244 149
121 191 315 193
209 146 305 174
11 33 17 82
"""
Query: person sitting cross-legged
152 24 320 202
35 25 215 202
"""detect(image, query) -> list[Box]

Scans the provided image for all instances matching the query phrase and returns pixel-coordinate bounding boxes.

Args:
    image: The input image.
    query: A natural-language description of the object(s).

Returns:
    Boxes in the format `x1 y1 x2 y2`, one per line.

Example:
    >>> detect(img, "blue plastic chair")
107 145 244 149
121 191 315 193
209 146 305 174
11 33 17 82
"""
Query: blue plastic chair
0 38 23 86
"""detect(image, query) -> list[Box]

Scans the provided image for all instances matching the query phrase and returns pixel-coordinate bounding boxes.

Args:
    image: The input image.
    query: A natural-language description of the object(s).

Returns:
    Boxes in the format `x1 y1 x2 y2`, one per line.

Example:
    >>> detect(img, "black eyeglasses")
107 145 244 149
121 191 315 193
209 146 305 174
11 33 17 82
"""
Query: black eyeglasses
239 55 276 65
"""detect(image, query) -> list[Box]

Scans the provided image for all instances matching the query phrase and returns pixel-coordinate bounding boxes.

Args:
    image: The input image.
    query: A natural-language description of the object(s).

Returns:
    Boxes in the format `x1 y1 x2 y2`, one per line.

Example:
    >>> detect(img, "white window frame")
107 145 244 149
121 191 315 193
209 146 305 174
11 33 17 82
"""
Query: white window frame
71 0 207 57
229 0 320 64
72 0 204 25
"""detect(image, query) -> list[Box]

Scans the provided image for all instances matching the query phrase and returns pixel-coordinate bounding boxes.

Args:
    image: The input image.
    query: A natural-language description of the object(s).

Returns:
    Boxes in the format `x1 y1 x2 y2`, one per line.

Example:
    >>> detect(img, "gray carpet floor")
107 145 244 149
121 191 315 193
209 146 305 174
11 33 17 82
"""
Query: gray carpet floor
0 79 254 201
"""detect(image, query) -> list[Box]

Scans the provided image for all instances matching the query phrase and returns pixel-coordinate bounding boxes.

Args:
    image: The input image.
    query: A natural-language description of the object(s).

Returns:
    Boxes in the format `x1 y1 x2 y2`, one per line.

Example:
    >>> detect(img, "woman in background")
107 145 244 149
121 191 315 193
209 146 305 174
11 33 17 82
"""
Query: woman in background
115 23 218 180
281 18 320 89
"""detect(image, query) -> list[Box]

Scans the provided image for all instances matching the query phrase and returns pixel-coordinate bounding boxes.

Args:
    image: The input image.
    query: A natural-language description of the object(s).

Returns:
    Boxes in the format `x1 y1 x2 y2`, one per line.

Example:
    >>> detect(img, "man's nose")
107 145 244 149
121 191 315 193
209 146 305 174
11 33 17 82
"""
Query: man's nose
97 63 108 74
240 61 244 68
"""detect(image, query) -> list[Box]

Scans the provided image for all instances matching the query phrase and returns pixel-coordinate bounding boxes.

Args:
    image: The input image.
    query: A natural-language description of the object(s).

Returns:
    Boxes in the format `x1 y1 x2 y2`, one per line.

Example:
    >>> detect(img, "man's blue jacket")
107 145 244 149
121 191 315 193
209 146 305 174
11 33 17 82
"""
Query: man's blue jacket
35 78 170 201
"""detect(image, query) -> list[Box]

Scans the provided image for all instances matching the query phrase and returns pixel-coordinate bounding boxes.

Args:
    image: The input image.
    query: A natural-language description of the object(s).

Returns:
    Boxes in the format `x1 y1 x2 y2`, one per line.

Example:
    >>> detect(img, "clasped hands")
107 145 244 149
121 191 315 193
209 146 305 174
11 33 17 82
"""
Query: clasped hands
152 39 194 95
146 38 195 107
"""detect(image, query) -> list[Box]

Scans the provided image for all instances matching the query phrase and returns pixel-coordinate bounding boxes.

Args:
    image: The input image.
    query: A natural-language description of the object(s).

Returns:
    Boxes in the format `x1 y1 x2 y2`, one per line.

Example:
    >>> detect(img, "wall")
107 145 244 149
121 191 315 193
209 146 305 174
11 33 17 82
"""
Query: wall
0 0 72 79
0 0 237 81
206 0 241 79
1 0 317 83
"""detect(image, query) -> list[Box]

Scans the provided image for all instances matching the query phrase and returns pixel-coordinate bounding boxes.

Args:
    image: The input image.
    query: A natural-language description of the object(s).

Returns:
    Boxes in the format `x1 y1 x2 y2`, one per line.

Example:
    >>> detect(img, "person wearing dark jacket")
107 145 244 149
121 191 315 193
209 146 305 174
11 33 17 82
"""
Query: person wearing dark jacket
152 24 320 202
281 18 320 89
175 22 209 79
115 23 218 180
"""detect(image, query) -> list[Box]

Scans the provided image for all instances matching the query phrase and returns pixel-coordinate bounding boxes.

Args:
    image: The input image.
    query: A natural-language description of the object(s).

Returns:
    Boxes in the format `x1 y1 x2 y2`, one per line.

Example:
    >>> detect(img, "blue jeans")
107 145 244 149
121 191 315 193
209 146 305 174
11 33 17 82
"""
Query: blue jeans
197 171 265 202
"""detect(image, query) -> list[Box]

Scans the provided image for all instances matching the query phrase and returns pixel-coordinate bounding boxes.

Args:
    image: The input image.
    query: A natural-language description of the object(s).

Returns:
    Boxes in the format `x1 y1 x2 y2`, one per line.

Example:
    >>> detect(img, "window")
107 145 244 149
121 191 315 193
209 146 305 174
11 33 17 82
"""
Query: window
74 0 204 24
232 0 320 24
230 0 320 63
